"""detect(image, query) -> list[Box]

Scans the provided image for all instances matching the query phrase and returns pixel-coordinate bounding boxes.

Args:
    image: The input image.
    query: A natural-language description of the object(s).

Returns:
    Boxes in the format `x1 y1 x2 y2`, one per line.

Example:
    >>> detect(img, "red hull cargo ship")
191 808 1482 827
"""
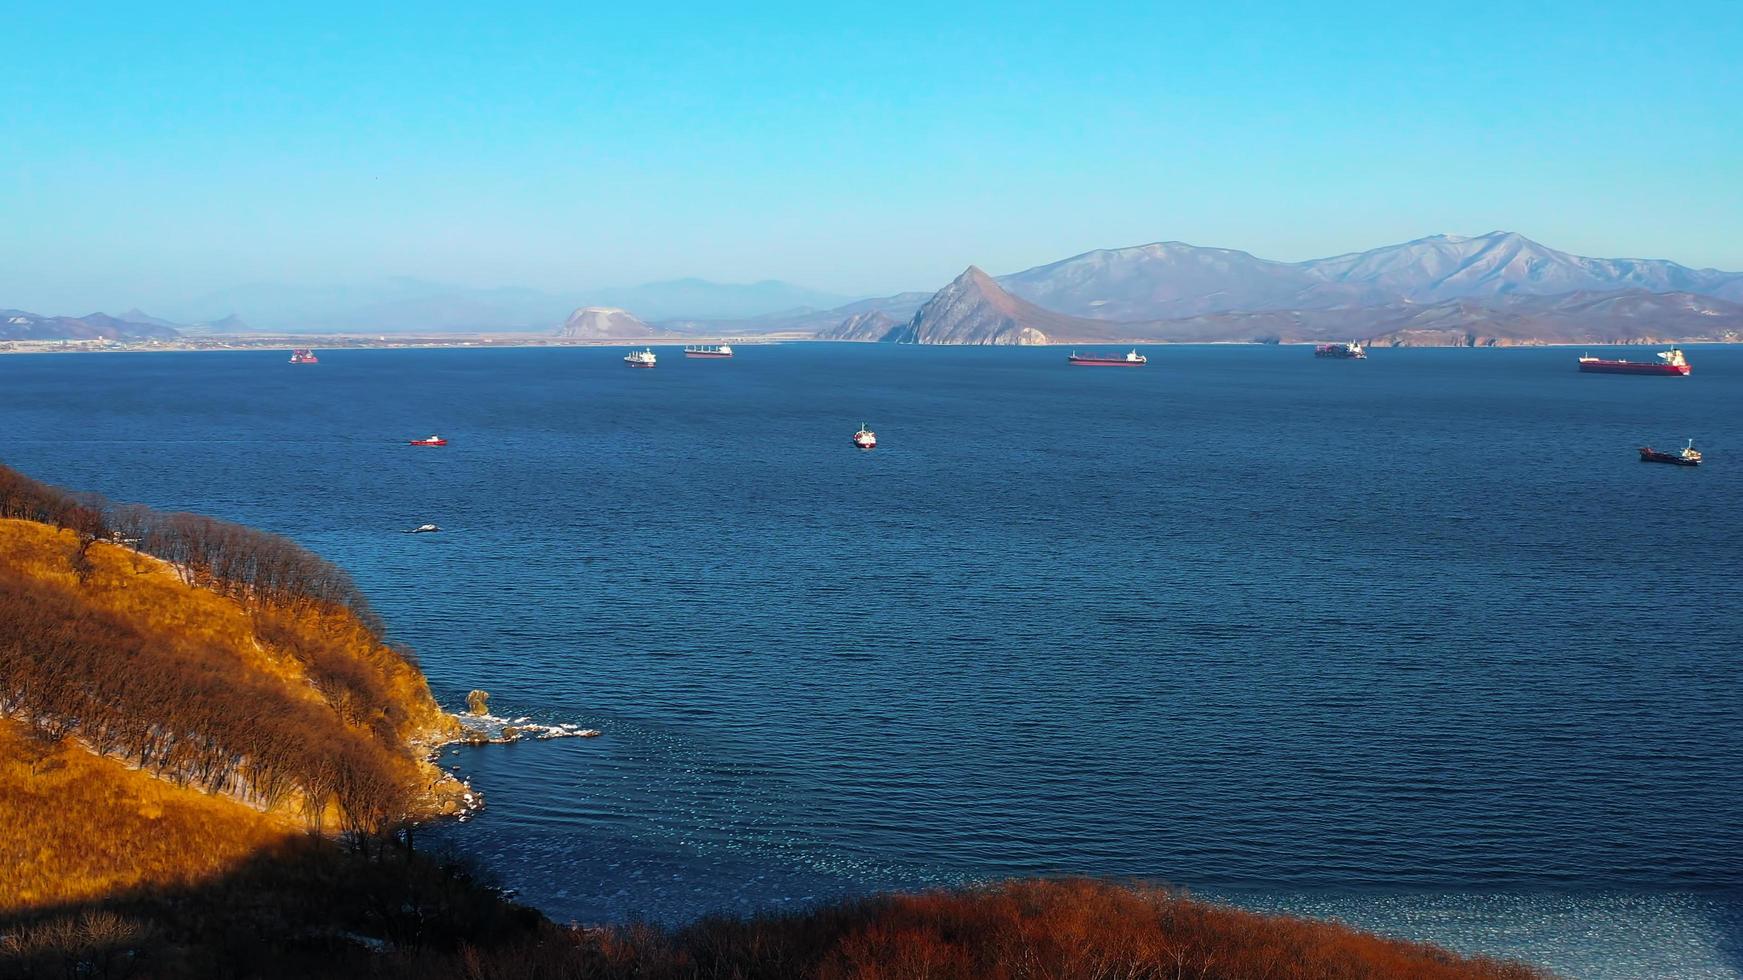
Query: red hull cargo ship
1578 348 1689 376
1639 440 1701 466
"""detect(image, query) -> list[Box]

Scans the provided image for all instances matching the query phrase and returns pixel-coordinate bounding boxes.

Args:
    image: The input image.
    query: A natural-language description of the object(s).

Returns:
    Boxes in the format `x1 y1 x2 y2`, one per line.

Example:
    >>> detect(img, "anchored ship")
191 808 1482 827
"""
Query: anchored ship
289 349 319 364
408 435 447 446
1314 342 1366 359
684 344 734 358
623 348 657 368
1639 439 1702 466
1068 349 1147 366
1578 348 1689 376
852 424 877 450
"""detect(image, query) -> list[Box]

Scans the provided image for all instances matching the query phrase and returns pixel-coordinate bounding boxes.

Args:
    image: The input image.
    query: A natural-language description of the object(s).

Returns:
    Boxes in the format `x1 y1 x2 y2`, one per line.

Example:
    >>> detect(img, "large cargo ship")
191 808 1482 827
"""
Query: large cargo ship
1314 342 1366 359
684 344 733 358
1068 349 1147 366
623 348 657 368
1578 348 1689 376
1639 439 1701 466
289 348 319 364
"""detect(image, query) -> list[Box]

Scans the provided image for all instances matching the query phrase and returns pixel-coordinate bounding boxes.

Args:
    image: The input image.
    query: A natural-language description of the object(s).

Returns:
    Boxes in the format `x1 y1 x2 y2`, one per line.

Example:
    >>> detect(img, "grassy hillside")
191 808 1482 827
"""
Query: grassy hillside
0 717 296 909
0 469 466 912
0 462 1546 978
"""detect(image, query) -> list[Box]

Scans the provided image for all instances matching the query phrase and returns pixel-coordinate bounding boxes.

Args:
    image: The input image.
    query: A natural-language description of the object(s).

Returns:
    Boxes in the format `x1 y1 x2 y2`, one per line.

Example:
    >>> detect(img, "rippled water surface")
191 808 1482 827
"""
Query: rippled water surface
4 344 1740 978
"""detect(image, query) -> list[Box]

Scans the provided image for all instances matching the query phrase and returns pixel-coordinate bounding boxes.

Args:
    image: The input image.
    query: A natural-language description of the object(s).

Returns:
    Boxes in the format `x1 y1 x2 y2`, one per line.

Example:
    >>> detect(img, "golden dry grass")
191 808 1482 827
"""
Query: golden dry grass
0 718 297 911
0 517 465 913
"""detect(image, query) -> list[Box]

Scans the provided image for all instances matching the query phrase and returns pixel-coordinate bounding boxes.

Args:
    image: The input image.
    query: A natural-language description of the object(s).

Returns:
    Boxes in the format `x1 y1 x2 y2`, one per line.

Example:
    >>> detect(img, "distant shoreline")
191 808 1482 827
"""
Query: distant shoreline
3 336 1736 356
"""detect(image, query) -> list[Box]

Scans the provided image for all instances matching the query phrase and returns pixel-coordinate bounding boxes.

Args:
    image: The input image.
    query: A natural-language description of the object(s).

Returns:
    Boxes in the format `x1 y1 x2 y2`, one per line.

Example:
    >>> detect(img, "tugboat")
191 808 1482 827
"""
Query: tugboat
684 344 734 358
852 424 877 450
1639 439 1702 466
289 349 319 364
408 435 448 446
624 348 657 368
1314 341 1366 359
1067 349 1147 366
1578 348 1690 376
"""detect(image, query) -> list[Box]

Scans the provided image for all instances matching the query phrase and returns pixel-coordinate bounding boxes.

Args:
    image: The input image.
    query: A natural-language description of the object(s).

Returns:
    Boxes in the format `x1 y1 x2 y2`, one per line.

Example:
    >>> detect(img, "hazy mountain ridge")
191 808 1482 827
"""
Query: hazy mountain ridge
170 277 855 332
1 309 182 341
668 291 932 338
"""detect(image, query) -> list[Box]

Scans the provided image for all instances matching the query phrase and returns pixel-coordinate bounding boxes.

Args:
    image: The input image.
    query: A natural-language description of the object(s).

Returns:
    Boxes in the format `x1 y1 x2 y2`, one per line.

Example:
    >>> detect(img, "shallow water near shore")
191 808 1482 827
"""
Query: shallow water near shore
4 343 1740 978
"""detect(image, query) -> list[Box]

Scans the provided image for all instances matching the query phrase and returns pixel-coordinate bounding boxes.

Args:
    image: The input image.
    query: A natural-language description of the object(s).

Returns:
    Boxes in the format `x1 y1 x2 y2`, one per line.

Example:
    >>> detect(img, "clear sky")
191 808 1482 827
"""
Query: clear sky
4 0 1740 312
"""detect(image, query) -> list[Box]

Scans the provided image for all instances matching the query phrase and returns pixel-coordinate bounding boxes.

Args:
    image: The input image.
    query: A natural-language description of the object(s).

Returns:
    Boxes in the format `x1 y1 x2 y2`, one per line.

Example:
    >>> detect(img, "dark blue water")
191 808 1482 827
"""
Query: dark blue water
3 344 1740 978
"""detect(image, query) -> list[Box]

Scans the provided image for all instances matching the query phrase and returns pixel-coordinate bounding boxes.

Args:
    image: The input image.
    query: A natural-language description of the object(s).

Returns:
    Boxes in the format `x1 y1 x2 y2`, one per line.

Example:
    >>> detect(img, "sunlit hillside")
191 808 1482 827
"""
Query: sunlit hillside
0 465 465 911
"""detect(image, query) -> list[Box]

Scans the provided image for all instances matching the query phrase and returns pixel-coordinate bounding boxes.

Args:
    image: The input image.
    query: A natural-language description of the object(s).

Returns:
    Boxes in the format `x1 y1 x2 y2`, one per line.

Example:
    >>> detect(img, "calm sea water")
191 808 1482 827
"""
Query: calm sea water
3 344 1740 978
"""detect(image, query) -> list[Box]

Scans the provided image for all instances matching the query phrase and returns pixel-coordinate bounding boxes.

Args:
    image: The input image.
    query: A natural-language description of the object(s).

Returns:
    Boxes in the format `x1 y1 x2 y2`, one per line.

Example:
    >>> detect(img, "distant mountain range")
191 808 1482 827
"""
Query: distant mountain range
811 232 1743 346
997 232 1743 320
11 232 1743 346
1 308 254 342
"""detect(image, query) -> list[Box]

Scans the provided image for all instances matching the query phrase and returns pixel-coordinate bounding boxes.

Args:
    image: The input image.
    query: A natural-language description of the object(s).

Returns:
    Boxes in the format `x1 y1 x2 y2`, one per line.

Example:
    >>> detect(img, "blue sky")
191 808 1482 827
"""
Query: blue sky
3 0 1740 312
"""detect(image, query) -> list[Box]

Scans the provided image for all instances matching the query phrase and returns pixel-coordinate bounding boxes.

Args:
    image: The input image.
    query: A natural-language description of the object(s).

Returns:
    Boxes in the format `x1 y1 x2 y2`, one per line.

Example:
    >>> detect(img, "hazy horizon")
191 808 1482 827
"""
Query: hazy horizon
5 1 1741 315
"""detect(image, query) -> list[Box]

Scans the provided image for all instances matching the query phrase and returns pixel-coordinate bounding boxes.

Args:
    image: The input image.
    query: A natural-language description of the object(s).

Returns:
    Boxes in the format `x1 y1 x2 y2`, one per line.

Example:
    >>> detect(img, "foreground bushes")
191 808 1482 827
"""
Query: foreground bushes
0 869 1547 980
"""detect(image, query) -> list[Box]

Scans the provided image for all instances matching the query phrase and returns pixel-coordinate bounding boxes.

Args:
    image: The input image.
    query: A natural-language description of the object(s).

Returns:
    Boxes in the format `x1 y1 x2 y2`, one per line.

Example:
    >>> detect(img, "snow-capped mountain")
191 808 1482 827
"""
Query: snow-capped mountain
995 231 1743 319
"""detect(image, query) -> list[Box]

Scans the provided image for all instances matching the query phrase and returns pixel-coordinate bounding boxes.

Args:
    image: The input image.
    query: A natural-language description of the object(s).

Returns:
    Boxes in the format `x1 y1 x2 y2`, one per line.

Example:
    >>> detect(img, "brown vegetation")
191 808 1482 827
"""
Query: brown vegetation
0 460 462 915
1 869 1548 980
0 718 295 909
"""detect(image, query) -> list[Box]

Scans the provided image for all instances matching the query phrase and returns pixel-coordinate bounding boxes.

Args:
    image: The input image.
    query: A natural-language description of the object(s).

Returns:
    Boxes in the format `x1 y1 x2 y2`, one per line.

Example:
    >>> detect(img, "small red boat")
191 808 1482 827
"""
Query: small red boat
1578 348 1689 376
853 424 877 450
1639 439 1701 466
1068 349 1147 366
408 435 448 447
289 349 319 364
